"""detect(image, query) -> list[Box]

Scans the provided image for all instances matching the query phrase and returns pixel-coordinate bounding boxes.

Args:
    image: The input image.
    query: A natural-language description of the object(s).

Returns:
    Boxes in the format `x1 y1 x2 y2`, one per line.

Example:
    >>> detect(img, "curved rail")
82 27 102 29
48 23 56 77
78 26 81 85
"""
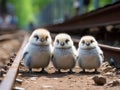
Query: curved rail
0 34 29 90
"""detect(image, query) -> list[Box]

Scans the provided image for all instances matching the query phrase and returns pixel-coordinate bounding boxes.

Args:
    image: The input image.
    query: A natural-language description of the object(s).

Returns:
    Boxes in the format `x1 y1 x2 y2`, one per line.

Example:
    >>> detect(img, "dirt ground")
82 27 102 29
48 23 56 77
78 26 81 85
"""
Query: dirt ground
0 31 24 81
16 62 120 90
0 31 120 90
0 31 24 65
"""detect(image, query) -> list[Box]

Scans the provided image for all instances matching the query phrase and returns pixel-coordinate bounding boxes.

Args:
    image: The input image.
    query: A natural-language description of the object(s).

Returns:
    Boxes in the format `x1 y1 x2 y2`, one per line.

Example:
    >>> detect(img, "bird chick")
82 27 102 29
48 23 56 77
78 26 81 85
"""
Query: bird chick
52 33 77 73
22 28 52 73
78 36 104 73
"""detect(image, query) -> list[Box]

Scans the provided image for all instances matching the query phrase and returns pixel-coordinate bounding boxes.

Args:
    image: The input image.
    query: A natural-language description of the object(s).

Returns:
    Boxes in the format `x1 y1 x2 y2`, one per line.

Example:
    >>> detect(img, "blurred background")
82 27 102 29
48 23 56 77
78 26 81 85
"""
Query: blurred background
0 0 119 31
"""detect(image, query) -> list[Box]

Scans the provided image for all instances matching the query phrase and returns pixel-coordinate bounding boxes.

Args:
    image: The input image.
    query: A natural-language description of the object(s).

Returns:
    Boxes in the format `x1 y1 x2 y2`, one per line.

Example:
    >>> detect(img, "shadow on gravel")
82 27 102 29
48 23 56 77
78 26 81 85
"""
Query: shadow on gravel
77 71 100 75
19 70 78 78
19 70 100 80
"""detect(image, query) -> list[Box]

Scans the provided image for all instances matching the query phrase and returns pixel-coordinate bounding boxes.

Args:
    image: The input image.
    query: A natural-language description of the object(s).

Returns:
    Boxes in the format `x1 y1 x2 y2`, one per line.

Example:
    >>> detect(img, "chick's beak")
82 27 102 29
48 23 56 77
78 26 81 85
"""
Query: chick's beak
86 43 90 46
60 42 65 46
41 38 45 42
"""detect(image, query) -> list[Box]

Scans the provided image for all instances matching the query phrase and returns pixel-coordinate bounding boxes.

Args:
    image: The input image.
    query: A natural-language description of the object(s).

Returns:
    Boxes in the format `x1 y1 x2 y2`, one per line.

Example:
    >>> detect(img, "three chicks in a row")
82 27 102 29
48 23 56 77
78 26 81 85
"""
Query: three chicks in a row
22 28 104 73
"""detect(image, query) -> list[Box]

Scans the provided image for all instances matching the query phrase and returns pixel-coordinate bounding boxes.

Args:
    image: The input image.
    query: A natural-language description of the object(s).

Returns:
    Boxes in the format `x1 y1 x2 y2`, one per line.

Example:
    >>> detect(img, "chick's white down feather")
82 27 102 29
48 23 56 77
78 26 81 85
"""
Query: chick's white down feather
78 36 104 69
52 33 77 70
22 28 52 69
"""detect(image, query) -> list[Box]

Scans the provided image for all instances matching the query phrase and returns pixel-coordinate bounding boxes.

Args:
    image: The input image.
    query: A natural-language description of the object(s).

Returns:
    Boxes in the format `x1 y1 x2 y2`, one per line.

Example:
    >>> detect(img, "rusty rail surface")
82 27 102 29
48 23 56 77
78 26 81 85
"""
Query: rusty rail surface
99 44 120 64
0 34 29 90
0 30 17 35
43 1 120 33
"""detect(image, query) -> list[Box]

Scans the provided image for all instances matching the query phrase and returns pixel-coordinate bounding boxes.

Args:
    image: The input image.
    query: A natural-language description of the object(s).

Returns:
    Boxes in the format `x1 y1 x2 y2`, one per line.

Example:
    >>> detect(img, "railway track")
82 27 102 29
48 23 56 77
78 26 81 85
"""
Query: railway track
0 2 120 89
0 30 17 35
0 33 29 90
0 33 120 90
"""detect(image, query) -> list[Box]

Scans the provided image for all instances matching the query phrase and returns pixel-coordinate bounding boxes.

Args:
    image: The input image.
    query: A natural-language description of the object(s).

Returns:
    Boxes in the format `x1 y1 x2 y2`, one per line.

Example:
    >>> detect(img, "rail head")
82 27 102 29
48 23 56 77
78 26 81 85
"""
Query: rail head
99 44 120 52
73 38 120 52
0 34 29 90
52 33 120 52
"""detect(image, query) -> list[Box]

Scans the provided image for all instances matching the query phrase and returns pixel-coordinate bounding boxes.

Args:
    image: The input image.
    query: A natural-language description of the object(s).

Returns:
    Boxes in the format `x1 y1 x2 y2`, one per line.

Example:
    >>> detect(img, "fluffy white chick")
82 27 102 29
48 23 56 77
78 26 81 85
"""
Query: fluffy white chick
52 33 77 73
22 28 52 73
78 36 104 73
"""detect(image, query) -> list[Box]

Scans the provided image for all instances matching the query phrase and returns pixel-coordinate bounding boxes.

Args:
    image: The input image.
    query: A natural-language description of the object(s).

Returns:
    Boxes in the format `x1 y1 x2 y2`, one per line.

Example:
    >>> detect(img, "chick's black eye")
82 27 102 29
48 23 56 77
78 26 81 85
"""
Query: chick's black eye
65 39 69 43
82 40 85 44
91 40 94 43
34 35 39 40
45 36 48 40
57 40 59 43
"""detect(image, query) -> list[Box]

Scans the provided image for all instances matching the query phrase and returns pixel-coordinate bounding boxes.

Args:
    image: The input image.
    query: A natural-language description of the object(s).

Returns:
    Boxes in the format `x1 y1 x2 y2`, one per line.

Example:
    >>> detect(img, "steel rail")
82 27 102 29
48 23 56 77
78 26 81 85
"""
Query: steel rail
43 1 120 33
0 30 17 35
99 44 120 64
0 34 29 90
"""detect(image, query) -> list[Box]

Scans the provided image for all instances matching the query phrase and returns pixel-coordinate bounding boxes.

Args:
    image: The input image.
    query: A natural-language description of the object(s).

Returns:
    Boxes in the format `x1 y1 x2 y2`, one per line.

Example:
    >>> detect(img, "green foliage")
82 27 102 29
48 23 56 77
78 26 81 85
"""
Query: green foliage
8 0 50 28
88 0 112 11
32 0 50 13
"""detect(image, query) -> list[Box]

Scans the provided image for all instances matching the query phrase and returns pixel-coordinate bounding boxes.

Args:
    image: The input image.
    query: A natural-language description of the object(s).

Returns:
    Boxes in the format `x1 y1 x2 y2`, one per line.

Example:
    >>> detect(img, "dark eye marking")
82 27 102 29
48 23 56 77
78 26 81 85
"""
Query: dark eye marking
82 40 85 44
56 39 59 43
91 40 94 43
45 36 48 40
34 35 39 40
65 39 69 43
